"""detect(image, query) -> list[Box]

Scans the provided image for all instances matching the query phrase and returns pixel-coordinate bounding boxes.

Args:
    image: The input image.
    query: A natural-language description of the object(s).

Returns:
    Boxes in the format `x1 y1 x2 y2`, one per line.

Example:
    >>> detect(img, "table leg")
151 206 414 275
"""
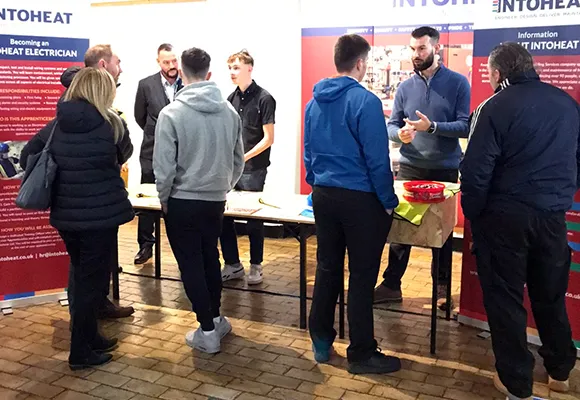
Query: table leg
339 269 345 339
112 237 120 300
431 248 440 355
446 259 452 321
299 224 308 330
112 267 120 300
154 212 162 279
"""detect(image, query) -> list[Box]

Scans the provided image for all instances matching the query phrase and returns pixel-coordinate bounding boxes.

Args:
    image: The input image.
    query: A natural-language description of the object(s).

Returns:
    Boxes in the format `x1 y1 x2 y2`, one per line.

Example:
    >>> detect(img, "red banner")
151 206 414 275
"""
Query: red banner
0 34 87 302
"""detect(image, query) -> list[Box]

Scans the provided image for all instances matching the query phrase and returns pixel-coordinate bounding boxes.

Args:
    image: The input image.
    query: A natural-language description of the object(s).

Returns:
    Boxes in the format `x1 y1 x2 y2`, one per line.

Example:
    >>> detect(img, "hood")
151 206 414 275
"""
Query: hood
56 99 105 133
59 65 120 88
313 76 361 103
60 66 81 88
174 81 227 114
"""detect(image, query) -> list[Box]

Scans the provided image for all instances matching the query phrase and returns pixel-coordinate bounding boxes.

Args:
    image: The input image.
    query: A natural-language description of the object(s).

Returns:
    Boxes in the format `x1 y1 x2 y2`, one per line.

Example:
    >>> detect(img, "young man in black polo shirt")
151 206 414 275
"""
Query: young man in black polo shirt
220 50 276 285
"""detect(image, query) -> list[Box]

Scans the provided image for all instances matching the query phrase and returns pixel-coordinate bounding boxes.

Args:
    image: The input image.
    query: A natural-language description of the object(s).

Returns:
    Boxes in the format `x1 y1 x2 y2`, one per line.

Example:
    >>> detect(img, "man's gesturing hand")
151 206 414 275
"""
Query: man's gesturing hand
398 124 416 144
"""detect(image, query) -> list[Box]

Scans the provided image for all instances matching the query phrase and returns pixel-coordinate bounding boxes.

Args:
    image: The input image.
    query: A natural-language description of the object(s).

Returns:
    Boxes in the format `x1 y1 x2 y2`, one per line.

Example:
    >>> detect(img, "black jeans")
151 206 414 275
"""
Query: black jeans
165 197 225 331
67 237 117 318
137 160 156 250
220 169 267 265
471 210 577 398
309 186 392 362
381 163 458 290
59 228 118 361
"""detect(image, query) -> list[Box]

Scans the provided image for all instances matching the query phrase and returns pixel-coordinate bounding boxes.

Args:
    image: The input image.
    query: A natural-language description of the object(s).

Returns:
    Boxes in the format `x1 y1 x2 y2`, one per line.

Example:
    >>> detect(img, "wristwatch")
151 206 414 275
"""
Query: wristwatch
427 122 437 134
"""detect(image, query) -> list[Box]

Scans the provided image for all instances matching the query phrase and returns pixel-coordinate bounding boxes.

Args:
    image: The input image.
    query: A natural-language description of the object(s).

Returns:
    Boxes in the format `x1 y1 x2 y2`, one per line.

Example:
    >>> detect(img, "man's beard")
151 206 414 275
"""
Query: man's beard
413 51 435 72
162 69 179 80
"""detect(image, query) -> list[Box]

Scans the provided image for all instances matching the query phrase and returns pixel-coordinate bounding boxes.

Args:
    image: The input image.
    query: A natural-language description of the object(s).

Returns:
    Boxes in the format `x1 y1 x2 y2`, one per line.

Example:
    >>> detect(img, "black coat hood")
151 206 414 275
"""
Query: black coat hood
60 66 81 88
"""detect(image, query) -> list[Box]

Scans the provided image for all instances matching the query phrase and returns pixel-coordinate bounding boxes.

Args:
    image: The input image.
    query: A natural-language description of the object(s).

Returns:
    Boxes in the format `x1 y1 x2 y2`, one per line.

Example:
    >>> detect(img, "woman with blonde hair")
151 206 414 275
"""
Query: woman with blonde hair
48 67 134 370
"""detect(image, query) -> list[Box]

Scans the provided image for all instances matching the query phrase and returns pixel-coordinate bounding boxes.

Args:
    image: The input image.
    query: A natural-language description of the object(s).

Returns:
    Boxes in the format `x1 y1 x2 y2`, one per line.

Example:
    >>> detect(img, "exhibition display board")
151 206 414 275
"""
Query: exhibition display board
458 3 580 350
301 0 580 351
0 0 89 307
300 17 473 229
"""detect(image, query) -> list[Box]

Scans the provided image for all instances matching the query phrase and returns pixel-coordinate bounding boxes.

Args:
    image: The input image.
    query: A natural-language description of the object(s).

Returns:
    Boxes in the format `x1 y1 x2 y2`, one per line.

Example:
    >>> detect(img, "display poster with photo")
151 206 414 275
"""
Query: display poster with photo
0 0 88 305
459 0 580 350
300 19 473 227
371 23 473 117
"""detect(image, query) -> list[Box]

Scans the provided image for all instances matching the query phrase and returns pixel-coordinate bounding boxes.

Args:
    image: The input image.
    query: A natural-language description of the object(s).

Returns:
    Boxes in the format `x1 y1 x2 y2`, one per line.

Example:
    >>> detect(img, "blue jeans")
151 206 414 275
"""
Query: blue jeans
220 169 267 265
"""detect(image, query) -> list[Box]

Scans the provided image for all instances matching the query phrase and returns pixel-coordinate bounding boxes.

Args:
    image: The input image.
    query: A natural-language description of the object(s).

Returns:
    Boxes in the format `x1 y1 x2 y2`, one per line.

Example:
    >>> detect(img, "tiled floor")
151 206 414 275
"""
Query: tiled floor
0 219 578 400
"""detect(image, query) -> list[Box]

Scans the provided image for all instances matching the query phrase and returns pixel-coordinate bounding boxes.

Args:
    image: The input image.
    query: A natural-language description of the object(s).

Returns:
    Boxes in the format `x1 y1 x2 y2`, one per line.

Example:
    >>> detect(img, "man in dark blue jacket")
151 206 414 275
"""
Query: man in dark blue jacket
374 26 471 311
304 34 400 375
461 42 578 400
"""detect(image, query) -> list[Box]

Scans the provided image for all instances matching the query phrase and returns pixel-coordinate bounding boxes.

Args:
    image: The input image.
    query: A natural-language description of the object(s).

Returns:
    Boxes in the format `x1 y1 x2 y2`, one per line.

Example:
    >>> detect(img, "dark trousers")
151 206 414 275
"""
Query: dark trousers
309 186 392 362
381 163 458 290
165 197 225 331
137 160 156 249
220 169 267 265
471 210 577 398
67 239 116 317
60 228 118 361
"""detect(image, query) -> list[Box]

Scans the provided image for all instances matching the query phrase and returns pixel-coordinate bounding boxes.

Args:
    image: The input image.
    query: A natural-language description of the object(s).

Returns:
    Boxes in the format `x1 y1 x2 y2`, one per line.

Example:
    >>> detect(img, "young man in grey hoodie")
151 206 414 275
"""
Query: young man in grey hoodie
153 47 245 354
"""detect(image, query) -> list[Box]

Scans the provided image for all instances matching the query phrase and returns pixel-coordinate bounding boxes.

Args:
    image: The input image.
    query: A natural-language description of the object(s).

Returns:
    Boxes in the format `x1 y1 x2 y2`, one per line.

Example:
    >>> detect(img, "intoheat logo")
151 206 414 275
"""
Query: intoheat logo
494 0 580 12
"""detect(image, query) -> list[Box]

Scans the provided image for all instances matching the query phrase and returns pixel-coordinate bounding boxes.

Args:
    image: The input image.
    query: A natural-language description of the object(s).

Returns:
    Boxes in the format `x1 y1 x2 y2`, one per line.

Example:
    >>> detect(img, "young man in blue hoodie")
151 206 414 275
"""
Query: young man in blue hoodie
153 47 245 354
304 34 401 374
374 26 470 311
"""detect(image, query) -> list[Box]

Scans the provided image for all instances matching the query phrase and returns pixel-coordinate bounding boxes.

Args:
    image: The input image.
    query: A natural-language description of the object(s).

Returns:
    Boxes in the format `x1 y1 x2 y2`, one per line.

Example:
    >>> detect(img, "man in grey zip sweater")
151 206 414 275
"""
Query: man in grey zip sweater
153 47 245 354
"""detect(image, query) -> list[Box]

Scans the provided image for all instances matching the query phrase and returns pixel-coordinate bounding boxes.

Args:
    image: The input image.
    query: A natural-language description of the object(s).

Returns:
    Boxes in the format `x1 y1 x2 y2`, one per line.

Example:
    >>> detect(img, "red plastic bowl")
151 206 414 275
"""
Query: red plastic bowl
402 180 446 203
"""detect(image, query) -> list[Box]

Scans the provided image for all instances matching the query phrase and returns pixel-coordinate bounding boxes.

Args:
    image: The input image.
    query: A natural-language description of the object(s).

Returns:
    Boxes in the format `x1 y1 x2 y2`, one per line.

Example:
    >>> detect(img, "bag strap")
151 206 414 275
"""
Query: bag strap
43 121 58 150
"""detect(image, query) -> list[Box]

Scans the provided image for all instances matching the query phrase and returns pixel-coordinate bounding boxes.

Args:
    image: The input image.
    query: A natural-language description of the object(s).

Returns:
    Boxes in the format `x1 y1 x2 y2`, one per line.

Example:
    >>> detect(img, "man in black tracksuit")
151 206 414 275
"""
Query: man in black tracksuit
460 42 579 400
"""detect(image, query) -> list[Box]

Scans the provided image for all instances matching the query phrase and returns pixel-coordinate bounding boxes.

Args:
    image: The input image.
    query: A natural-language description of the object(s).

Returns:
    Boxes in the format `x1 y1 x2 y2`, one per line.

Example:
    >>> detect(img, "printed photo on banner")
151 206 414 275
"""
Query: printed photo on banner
0 140 25 179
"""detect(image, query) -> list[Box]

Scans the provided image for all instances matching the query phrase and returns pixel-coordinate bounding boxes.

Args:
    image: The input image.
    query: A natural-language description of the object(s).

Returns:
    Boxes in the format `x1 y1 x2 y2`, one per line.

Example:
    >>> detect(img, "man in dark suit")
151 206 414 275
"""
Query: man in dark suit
134 43 183 264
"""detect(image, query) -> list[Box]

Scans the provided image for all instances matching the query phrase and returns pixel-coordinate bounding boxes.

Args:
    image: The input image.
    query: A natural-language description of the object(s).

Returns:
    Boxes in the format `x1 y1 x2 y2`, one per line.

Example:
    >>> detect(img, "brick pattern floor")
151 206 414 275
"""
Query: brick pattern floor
0 219 577 400
118 220 464 317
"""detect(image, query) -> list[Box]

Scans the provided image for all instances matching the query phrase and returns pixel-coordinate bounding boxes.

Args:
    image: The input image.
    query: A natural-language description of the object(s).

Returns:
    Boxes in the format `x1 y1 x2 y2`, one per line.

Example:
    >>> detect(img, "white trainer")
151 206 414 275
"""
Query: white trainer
221 263 245 282
185 327 220 354
215 316 232 339
247 264 263 285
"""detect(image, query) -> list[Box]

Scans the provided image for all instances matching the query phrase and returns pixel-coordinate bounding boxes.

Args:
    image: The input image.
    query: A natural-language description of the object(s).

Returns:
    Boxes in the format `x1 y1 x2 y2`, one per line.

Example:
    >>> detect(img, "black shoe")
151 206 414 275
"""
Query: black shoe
348 350 402 375
69 352 113 371
92 337 118 353
437 284 455 312
97 303 135 319
374 284 403 304
134 246 153 265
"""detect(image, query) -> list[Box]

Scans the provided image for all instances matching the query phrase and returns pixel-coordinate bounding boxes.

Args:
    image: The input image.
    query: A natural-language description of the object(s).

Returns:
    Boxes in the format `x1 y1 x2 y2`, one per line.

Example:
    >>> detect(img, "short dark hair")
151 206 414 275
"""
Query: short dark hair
157 43 173 54
334 34 371 73
411 26 440 44
489 42 535 80
181 47 211 80
228 49 254 66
